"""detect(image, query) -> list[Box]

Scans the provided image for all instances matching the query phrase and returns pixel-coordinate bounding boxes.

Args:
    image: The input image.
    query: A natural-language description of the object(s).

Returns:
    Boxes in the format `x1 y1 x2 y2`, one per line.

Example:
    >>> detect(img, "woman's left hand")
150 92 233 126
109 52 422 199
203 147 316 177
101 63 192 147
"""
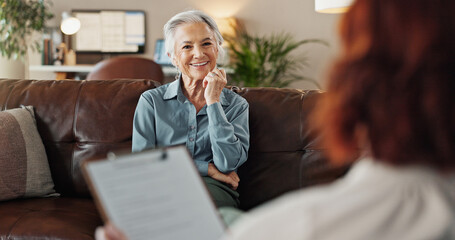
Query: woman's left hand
203 68 227 105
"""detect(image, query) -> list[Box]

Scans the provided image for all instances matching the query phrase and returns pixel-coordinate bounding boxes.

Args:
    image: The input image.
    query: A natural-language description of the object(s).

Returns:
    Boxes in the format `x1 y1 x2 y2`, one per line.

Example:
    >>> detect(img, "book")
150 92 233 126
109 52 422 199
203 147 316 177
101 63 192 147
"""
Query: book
42 39 49 65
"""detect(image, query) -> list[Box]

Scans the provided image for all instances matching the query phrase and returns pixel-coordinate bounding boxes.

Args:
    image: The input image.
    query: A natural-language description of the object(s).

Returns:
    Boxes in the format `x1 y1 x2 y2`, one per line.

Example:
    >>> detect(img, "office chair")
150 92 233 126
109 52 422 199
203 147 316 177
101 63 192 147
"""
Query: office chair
86 56 165 84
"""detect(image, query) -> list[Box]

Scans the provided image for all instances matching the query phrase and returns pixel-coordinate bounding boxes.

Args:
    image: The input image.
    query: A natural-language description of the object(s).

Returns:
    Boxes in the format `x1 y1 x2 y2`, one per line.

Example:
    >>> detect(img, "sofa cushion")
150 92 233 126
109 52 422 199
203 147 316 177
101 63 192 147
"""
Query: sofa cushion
0 106 58 201
0 197 102 239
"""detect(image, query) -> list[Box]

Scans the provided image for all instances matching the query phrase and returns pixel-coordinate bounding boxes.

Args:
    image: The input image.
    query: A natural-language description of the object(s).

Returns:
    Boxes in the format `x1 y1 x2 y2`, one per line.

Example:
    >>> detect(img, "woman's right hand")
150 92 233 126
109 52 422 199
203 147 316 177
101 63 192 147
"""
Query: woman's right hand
95 223 128 240
208 163 240 190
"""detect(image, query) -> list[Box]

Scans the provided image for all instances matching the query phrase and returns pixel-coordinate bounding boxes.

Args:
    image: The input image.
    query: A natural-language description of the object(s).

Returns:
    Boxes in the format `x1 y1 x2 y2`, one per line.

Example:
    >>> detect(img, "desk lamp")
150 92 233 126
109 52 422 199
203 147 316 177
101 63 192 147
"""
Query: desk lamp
59 12 81 65
315 0 353 13
215 17 240 65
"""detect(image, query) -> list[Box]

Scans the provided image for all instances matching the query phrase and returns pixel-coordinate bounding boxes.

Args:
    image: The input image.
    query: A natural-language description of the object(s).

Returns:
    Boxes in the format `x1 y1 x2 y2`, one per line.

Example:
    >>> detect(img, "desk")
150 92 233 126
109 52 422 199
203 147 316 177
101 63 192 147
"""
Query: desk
29 65 180 80
29 65 94 80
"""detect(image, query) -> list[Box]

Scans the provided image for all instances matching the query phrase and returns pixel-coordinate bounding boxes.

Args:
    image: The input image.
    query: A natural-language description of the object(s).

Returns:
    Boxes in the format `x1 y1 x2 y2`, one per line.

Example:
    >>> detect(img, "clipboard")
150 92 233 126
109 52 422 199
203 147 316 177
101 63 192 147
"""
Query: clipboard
81 145 225 240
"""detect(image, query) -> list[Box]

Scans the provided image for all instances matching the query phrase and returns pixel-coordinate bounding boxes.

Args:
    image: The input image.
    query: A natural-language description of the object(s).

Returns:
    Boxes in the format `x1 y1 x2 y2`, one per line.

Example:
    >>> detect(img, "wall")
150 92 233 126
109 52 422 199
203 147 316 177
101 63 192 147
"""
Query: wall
30 0 342 89
0 56 25 79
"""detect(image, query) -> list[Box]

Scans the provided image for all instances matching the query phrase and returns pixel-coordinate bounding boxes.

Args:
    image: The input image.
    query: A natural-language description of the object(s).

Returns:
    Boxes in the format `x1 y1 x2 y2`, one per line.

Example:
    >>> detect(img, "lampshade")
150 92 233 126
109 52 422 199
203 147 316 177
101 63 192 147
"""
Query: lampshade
315 0 353 13
215 17 239 38
60 12 81 35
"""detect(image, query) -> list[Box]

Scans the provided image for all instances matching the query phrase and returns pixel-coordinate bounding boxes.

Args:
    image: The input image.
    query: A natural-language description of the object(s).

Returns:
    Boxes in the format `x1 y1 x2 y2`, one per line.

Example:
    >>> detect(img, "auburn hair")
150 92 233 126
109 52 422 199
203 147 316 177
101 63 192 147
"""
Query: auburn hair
314 0 455 170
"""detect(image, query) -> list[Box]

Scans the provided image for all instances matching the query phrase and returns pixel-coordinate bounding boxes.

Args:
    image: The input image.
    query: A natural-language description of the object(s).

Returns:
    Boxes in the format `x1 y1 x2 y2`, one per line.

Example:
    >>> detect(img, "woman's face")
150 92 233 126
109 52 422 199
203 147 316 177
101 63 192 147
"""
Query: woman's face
171 22 219 82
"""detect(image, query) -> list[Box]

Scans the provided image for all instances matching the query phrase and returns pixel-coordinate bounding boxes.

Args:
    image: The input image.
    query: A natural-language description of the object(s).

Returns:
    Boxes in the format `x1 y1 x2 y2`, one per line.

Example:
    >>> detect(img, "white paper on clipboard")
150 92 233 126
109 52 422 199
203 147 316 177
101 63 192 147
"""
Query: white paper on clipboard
82 146 225 240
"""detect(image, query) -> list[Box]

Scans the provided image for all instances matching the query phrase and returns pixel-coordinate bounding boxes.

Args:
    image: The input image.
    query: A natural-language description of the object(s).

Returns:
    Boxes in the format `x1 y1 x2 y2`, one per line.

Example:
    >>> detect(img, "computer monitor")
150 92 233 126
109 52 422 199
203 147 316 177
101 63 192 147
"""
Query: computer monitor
72 9 146 54
154 39 173 66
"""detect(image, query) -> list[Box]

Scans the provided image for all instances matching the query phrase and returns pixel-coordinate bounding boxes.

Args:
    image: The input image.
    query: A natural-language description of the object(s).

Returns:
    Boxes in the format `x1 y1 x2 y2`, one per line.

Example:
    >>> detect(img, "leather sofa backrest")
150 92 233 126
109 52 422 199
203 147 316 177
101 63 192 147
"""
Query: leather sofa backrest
0 79 161 197
231 87 350 209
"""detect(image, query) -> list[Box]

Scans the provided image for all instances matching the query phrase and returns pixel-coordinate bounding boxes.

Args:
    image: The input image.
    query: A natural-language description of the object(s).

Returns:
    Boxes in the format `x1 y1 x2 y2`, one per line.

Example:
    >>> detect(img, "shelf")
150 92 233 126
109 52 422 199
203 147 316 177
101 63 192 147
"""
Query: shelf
29 64 179 79
29 65 231 80
30 65 95 73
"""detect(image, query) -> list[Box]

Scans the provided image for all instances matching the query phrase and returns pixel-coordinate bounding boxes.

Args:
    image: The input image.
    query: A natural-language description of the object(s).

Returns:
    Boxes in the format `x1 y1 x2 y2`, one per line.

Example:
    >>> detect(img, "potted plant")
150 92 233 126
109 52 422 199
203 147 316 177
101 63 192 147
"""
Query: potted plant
0 0 53 60
225 29 327 88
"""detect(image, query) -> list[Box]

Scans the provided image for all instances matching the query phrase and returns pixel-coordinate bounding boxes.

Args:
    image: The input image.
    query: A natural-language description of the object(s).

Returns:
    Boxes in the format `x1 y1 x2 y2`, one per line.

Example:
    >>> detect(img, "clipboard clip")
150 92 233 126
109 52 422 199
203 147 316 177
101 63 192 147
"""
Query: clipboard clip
160 149 168 161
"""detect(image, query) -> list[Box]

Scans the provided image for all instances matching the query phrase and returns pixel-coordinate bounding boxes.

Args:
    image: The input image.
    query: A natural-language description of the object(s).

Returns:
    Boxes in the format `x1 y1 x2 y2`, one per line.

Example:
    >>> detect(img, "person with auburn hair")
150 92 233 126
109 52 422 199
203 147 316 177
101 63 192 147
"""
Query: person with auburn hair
225 0 455 239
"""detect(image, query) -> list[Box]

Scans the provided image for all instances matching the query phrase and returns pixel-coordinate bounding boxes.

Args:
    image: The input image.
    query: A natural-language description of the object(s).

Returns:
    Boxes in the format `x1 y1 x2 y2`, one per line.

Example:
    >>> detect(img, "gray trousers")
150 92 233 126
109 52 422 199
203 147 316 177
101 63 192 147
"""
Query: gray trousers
203 176 240 208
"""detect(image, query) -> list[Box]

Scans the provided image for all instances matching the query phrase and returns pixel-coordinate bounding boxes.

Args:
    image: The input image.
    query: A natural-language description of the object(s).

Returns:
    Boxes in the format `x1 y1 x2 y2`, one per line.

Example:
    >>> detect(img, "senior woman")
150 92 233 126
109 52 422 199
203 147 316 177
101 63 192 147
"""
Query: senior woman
132 10 249 208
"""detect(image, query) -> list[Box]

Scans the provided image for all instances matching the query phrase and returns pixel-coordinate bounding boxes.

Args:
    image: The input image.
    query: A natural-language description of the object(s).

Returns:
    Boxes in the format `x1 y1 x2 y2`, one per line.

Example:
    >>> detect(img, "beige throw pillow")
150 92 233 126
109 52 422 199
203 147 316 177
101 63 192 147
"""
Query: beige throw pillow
0 106 58 201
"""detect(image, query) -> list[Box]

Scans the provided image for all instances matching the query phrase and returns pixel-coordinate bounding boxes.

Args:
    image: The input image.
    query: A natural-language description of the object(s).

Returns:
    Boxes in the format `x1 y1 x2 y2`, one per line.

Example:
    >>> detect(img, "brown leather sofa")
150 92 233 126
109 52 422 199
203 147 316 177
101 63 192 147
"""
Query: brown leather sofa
0 79 349 240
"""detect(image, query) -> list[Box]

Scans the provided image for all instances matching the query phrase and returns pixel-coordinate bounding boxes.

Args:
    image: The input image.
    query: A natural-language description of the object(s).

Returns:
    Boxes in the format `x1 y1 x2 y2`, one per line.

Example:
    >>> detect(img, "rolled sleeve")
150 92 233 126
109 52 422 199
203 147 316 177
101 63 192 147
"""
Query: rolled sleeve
195 160 210 176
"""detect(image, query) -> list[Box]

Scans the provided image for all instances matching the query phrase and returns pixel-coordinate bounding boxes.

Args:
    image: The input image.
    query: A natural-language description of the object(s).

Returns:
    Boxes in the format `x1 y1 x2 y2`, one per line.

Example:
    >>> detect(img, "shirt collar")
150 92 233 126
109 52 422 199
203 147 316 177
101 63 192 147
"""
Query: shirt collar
163 74 229 106
163 77 186 103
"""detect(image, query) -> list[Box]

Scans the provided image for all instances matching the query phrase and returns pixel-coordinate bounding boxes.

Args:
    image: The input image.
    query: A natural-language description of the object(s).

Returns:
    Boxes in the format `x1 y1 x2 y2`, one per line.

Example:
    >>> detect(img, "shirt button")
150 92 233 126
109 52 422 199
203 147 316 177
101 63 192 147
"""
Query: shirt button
190 126 195 130
189 137 194 142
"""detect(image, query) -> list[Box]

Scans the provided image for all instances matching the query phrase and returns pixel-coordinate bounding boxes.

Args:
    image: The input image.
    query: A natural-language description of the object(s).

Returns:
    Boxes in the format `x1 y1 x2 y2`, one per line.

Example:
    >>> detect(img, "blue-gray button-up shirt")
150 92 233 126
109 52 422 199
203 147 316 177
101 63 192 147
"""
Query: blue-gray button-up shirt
132 79 250 176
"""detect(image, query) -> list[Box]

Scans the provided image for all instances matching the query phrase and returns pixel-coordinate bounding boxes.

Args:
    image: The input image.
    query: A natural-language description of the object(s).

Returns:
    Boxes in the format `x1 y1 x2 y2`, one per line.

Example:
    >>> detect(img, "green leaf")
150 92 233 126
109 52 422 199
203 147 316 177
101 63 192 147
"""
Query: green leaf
0 0 53 61
226 29 328 88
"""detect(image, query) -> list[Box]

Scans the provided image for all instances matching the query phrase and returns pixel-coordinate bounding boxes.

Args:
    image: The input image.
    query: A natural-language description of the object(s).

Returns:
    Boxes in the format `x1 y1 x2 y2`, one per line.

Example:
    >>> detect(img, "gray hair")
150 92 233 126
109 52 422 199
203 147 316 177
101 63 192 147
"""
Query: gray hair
163 10 225 62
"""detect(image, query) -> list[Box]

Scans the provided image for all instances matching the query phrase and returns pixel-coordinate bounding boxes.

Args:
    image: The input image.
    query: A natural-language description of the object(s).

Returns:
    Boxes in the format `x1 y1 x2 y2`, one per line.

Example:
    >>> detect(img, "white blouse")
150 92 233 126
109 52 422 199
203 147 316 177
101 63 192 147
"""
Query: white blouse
226 158 455 240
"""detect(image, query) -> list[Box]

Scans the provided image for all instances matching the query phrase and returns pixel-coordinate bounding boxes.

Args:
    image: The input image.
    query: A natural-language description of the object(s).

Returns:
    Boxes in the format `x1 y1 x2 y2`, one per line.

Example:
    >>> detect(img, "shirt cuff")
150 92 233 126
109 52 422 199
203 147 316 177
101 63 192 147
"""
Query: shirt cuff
195 161 209 176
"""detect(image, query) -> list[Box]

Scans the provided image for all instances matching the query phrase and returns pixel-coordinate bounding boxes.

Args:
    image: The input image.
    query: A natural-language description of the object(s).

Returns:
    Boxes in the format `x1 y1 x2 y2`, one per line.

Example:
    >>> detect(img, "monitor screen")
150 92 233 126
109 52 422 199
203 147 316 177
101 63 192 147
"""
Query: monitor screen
153 39 173 66
72 10 145 53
